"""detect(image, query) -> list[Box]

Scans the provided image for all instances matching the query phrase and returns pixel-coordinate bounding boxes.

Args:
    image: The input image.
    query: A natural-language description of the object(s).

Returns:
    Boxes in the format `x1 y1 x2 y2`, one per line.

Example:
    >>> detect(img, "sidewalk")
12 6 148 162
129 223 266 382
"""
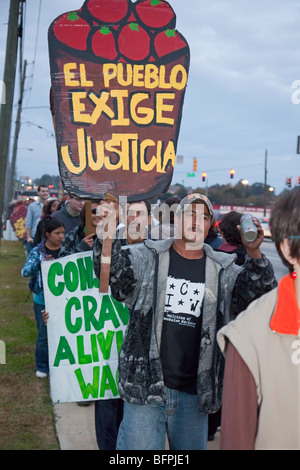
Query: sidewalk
53 402 220 450
54 402 98 450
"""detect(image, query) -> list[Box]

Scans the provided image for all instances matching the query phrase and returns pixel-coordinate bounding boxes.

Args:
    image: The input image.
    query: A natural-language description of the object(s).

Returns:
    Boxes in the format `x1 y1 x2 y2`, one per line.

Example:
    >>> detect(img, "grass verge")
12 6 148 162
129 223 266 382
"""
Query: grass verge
0 240 60 450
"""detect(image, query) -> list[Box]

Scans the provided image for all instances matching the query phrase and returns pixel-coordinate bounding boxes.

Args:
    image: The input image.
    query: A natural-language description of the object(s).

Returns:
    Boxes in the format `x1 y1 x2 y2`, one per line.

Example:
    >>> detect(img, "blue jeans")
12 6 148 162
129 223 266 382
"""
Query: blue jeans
116 387 208 450
33 302 49 374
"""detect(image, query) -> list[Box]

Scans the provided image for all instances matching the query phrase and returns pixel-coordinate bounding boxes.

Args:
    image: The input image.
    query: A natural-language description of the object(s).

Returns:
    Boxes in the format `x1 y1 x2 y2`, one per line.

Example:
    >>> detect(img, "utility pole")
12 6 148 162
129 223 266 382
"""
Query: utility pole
6 0 26 206
6 60 27 205
0 0 21 242
263 149 268 216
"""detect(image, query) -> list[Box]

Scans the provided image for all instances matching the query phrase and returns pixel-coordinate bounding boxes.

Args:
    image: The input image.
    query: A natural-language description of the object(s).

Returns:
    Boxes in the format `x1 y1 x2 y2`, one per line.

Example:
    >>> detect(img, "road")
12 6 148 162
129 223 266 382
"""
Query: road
260 239 289 281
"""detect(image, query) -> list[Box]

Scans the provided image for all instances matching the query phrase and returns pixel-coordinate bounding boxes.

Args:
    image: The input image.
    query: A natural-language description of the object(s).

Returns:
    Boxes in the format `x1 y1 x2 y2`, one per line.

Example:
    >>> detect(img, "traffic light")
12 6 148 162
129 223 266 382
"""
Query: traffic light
286 177 292 188
193 158 197 172
230 169 235 179
202 172 207 182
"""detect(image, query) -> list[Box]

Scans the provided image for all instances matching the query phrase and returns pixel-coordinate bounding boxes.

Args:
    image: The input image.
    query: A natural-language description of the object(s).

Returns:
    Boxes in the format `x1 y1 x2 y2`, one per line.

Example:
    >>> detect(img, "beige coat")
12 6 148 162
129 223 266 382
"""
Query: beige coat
218 276 300 450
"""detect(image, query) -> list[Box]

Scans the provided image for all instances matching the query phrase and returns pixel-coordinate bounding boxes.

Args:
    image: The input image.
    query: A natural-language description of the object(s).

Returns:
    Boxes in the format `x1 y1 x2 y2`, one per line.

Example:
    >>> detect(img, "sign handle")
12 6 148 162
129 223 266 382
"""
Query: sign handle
98 193 118 293
99 237 112 293
85 201 93 236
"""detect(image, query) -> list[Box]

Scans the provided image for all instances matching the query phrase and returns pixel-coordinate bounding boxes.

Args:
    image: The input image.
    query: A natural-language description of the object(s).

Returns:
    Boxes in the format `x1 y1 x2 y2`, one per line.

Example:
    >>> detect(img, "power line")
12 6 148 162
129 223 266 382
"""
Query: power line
22 119 55 138
174 162 263 174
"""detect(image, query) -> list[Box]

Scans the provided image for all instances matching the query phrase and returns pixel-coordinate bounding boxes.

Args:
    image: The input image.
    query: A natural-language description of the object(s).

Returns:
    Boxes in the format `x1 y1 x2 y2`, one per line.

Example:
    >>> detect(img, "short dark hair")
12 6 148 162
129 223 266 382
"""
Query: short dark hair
37 184 48 192
219 211 243 246
44 215 64 236
269 188 300 272
126 200 151 215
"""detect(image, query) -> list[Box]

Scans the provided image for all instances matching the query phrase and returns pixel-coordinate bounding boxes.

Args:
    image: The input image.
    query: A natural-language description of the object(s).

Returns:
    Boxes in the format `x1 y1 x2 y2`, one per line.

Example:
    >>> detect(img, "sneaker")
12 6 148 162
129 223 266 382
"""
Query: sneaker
36 371 48 378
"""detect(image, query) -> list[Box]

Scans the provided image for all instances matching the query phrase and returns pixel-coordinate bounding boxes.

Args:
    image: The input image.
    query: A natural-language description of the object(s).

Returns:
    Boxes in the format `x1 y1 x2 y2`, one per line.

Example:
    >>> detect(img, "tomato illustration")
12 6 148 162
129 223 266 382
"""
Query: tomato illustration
154 29 188 58
134 0 175 30
85 0 130 24
118 22 151 61
91 26 118 60
53 11 91 51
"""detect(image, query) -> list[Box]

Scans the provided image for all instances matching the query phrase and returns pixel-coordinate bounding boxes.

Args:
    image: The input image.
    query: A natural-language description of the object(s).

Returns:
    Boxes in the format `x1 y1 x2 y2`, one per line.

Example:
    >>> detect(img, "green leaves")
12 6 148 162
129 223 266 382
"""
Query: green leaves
165 29 176 38
67 12 80 22
100 26 111 36
129 22 140 32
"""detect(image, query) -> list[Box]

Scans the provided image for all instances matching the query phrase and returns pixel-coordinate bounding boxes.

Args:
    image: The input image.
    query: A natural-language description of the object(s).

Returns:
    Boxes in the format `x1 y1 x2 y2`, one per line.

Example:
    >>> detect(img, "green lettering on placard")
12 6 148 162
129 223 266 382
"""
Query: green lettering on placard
47 262 64 296
83 295 100 331
99 295 120 329
111 297 129 326
74 366 100 399
90 334 99 362
54 336 75 367
77 256 94 291
100 365 118 397
97 330 114 360
115 330 124 355
65 297 82 334
77 335 92 364
64 261 79 292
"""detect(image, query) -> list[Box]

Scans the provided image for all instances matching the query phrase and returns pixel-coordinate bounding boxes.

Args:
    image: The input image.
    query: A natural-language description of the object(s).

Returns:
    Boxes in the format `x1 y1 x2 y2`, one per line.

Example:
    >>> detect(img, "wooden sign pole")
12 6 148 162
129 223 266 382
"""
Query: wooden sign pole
99 237 113 293
85 201 94 236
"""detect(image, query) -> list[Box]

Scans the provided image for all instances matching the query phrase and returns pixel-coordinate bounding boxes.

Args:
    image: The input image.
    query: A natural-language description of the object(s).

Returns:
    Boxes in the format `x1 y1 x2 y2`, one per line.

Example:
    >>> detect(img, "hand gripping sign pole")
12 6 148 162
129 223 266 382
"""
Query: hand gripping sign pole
48 0 190 292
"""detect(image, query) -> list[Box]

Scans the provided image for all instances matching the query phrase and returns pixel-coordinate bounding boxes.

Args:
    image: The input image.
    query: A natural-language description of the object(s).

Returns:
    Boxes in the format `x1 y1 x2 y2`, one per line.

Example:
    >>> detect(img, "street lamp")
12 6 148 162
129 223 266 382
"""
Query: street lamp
241 179 248 200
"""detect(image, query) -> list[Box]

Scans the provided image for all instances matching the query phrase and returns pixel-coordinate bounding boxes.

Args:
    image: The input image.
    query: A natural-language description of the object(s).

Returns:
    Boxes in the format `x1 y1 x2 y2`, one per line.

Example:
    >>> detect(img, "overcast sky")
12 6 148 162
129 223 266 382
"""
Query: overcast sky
1 0 300 195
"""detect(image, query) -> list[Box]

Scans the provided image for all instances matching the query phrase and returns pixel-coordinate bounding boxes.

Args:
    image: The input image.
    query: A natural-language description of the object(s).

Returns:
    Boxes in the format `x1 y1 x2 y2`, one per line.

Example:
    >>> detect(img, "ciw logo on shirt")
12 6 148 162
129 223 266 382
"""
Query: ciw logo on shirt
164 276 205 317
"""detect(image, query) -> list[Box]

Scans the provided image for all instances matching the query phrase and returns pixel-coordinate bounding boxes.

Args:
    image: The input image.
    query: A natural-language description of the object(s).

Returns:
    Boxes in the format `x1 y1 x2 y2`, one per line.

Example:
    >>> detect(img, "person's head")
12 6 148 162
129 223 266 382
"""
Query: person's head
37 185 49 203
66 193 85 215
269 188 300 273
43 216 65 248
174 193 214 248
124 200 151 243
80 200 103 229
43 198 60 216
219 211 243 246
155 195 182 225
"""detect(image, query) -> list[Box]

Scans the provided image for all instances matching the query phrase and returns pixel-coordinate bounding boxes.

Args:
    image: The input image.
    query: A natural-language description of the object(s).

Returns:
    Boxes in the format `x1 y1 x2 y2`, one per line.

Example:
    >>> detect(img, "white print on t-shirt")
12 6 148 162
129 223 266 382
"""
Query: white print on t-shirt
164 276 205 317
291 340 300 365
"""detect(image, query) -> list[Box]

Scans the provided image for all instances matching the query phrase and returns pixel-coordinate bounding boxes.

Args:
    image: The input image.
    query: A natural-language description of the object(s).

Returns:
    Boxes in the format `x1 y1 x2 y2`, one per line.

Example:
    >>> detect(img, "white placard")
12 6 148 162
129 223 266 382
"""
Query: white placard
42 251 128 404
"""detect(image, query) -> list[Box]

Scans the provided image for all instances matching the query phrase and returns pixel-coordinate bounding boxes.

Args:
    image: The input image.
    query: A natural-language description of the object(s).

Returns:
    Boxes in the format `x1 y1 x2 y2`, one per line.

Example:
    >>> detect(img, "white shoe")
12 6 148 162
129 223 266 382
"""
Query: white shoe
36 371 48 378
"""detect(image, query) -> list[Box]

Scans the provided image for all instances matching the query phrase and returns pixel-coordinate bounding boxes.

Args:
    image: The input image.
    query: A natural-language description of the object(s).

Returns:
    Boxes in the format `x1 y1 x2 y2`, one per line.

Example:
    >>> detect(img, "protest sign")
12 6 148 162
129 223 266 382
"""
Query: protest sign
42 251 129 403
9 202 27 240
48 0 190 201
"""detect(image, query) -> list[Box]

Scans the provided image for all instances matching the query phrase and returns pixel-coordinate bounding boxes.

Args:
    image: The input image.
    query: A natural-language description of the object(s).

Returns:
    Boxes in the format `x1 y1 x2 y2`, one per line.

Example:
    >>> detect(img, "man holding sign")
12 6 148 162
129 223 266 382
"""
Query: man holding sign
93 193 277 450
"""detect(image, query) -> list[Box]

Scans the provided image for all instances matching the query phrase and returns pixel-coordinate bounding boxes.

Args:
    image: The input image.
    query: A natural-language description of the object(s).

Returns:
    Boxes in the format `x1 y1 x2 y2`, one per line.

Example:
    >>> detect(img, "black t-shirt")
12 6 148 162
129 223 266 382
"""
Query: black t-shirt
160 247 206 394
45 245 60 259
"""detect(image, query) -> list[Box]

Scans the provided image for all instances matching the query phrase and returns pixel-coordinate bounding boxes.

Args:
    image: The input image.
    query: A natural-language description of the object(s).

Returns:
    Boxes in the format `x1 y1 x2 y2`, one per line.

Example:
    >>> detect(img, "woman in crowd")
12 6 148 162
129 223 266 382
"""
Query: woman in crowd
21 216 65 378
217 211 247 266
58 200 102 256
33 198 60 247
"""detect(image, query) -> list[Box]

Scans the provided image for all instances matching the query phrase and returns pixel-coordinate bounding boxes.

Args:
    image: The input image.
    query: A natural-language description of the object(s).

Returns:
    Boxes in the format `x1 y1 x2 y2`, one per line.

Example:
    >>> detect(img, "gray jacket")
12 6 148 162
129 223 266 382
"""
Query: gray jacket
93 238 276 413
